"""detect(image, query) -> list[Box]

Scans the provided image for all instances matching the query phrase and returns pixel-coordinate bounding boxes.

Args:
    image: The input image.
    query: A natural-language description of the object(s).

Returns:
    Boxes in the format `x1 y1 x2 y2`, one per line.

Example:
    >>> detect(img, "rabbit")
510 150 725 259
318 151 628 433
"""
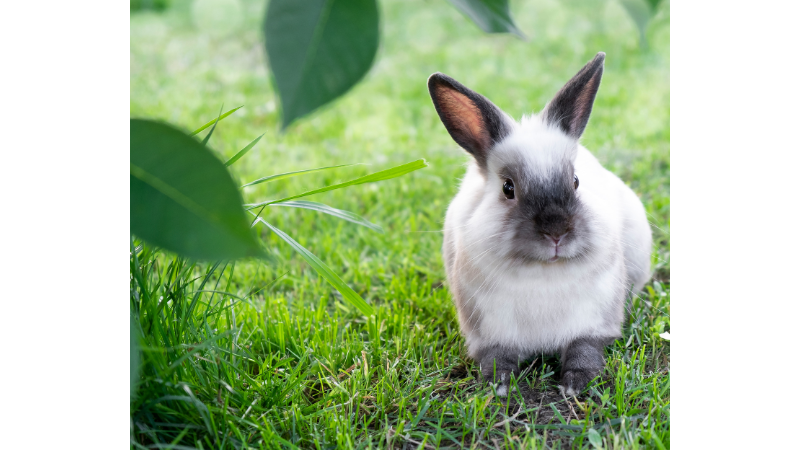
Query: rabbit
427 52 652 397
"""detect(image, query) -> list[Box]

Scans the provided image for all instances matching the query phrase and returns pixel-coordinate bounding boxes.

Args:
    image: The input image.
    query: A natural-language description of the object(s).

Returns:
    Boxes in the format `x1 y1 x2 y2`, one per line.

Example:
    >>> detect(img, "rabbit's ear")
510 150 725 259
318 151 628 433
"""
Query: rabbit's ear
428 73 512 168
542 52 605 139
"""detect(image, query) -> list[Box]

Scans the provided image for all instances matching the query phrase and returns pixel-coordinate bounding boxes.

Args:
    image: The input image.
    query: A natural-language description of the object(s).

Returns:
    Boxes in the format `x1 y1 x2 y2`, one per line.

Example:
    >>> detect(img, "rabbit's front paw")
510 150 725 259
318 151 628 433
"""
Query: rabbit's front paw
487 370 513 397
558 369 597 396
478 349 520 397
559 337 608 397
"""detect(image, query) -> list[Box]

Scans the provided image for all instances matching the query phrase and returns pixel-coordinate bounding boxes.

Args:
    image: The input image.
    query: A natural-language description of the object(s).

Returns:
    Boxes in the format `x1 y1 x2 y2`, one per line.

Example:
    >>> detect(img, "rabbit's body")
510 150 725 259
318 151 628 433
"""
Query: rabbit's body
429 53 652 396
444 127 651 357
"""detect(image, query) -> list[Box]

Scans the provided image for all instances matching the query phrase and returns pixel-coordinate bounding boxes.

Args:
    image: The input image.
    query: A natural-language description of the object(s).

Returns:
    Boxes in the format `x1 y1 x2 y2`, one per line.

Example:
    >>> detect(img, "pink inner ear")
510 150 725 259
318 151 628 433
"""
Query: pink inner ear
437 88 491 151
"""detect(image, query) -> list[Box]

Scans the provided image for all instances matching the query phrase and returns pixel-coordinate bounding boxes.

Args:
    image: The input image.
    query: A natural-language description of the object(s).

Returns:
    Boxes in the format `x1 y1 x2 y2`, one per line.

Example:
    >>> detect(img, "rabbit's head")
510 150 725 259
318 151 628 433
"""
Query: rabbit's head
429 53 606 264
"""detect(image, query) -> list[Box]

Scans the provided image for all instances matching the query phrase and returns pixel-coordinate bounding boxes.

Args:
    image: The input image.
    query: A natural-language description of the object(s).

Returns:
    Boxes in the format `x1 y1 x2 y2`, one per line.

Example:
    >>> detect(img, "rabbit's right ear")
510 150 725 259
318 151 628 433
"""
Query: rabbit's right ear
541 52 605 140
428 73 512 169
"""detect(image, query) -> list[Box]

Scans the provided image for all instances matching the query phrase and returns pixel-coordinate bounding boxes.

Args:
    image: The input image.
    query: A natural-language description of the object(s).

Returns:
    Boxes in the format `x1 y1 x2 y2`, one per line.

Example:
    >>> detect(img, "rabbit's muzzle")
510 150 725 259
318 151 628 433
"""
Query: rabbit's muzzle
534 205 573 240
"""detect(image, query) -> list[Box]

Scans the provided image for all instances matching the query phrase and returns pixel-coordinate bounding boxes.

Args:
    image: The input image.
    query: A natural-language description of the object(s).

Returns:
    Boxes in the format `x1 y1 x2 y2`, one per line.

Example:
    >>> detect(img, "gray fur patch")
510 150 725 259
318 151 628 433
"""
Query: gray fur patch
495 154 592 264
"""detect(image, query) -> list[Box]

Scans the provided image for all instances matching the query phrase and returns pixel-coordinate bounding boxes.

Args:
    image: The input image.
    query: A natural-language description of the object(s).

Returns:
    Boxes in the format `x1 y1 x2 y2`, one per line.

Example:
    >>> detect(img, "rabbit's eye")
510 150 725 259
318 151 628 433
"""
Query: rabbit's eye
502 179 515 199
574 175 579 190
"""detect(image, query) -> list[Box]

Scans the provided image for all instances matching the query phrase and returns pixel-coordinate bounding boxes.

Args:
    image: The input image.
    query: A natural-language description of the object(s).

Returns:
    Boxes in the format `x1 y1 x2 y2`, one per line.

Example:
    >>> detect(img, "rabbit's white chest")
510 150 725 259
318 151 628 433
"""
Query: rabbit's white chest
456 255 625 355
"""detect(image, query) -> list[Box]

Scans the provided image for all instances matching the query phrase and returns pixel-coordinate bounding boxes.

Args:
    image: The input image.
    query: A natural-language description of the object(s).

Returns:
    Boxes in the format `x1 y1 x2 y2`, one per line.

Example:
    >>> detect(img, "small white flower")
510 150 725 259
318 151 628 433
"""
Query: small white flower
659 331 670 341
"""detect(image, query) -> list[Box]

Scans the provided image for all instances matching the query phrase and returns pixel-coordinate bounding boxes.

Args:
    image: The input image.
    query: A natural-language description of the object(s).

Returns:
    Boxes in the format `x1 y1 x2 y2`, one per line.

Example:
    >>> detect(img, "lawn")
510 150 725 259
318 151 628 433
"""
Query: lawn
130 0 670 448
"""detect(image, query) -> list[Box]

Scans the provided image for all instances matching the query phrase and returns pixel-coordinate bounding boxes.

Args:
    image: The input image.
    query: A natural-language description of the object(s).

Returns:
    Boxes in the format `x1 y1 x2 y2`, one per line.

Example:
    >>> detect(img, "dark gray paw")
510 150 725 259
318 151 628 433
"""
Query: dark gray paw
476 345 522 397
558 369 598 396
559 337 610 396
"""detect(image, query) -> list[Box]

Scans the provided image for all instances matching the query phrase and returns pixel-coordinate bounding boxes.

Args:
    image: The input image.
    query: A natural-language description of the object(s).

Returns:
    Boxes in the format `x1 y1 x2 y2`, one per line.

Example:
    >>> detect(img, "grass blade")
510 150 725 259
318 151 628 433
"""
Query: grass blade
253 216 374 316
241 164 358 188
245 159 427 209
201 105 223 146
166 330 235 373
190 106 243 136
224 133 264 167
270 200 383 233
550 403 567 425
650 432 667 450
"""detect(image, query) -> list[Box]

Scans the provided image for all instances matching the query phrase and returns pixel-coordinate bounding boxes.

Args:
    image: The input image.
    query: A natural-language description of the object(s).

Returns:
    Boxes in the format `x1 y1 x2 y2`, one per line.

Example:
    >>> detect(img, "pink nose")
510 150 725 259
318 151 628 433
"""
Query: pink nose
545 234 563 245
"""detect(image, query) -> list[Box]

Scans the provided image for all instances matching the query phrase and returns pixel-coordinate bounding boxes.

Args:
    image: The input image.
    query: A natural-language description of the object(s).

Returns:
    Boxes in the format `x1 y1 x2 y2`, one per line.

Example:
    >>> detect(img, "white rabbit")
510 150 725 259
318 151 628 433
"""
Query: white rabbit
428 53 652 396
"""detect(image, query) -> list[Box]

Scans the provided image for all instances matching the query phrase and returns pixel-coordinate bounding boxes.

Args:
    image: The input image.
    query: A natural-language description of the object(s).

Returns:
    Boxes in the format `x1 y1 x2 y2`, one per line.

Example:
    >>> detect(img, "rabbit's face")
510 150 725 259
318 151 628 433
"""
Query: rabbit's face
428 54 606 265
484 121 591 264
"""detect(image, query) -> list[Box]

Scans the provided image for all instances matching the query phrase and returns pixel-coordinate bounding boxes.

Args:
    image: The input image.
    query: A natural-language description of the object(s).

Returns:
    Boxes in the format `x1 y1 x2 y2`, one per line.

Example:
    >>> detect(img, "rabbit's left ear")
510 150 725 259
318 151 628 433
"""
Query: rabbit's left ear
542 52 605 139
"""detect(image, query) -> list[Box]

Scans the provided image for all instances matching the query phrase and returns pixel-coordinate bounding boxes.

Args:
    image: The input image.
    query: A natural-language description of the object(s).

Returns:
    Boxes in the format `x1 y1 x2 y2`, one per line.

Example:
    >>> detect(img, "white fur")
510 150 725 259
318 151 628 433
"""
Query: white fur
444 115 652 359
495 373 509 397
495 385 508 397
560 385 578 397
493 116 577 179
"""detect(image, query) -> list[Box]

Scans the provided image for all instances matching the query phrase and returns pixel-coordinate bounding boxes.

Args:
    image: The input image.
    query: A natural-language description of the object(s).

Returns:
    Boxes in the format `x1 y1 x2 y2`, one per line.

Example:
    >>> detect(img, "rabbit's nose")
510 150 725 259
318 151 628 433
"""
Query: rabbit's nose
545 234 565 246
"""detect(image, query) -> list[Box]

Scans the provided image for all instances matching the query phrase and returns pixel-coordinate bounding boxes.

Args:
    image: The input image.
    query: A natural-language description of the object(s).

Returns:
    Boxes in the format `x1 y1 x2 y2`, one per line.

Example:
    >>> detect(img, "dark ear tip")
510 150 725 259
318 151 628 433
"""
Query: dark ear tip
428 73 462 97
592 52 605 68
427 72 450 89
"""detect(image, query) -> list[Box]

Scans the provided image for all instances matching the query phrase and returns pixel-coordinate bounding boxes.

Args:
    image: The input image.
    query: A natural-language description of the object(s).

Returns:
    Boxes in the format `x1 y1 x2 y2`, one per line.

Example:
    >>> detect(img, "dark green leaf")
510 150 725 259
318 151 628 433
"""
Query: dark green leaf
190 106 243 136
271 200 383 233
131 119 264 260
447 0 524 38
241 163 357 188
245 159 427 209
620 0 659 47
264 0 379 129
644 0 663 12
225 133 264 167
254 216 375 316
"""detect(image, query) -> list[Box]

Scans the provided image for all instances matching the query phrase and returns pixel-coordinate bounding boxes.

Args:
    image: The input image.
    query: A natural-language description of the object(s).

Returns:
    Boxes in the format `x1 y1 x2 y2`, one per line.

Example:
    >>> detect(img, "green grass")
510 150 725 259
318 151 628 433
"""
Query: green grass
130 0 670 448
